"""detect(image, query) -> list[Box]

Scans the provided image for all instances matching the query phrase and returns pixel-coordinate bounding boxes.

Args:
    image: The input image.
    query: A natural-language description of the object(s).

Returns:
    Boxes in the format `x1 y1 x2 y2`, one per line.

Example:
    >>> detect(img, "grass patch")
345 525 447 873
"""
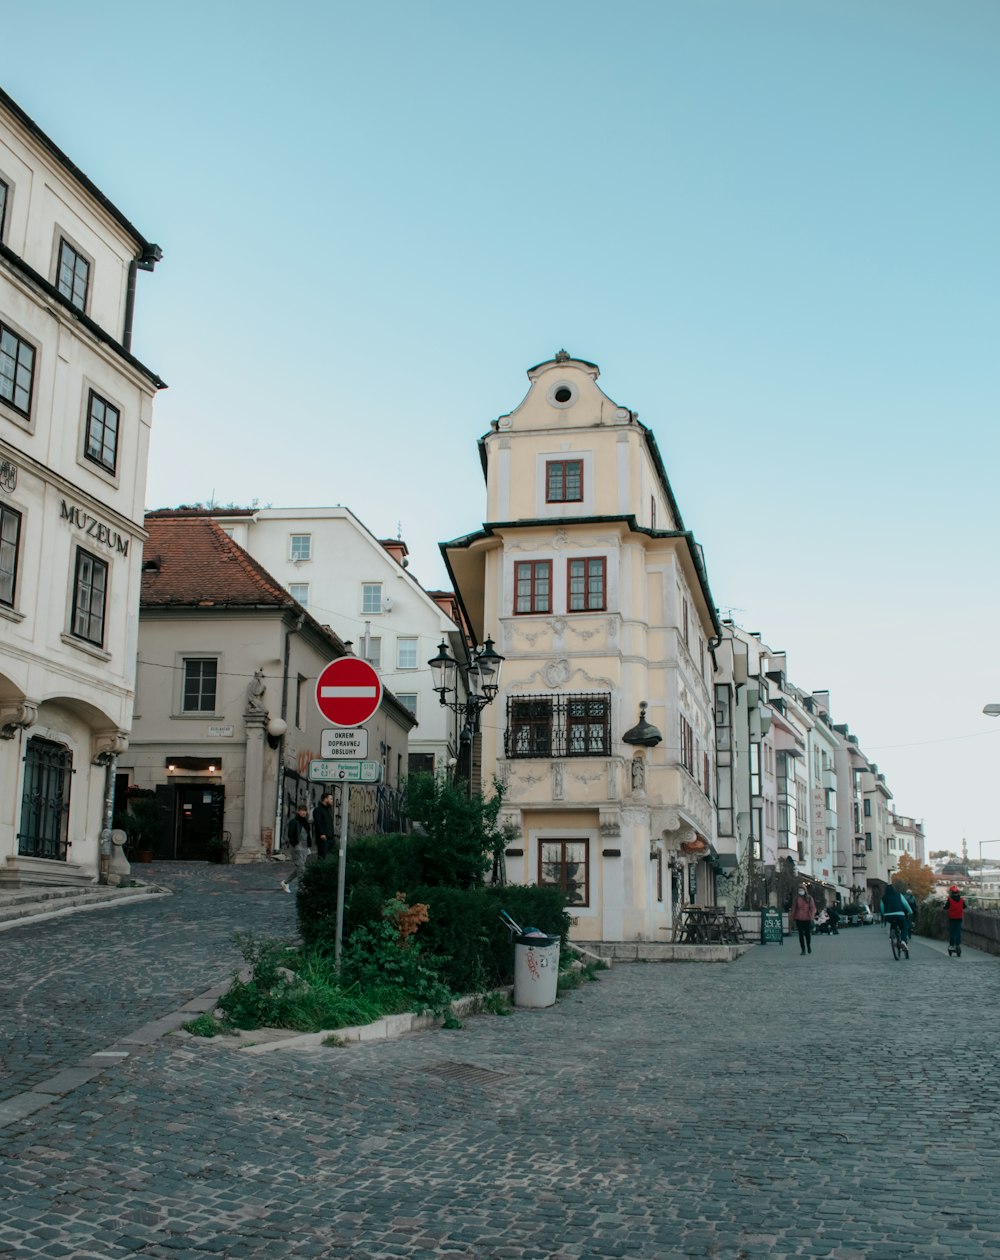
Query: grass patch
184 1013 223 1037
210 930 456 1036
480 990 513 1016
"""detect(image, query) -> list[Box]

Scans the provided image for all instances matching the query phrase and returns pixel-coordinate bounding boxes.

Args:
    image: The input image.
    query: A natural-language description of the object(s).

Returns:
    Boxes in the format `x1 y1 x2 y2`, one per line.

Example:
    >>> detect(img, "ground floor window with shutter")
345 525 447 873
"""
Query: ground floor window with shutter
538 839 589 906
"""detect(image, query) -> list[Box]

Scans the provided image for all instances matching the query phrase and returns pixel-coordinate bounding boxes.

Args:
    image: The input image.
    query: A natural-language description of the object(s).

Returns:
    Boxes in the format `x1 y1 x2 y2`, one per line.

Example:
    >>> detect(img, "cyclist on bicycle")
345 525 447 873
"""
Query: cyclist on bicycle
880 882 914 948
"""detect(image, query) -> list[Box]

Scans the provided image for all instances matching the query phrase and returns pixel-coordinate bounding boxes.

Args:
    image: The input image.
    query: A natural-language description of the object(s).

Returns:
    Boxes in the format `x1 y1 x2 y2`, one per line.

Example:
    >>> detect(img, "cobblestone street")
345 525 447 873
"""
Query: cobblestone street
1 866 998 1258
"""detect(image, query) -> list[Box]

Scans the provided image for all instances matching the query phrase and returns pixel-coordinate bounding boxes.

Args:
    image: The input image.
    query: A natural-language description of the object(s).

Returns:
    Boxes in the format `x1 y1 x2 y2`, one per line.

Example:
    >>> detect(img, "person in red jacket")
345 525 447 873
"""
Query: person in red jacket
789 885 818 955
946 885 966 957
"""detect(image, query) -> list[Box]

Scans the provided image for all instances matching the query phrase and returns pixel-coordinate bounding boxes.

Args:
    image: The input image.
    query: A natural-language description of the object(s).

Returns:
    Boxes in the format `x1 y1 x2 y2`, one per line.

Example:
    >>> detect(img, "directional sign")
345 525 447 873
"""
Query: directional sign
315 657 382 727
321 727 369 759
309 759 383 783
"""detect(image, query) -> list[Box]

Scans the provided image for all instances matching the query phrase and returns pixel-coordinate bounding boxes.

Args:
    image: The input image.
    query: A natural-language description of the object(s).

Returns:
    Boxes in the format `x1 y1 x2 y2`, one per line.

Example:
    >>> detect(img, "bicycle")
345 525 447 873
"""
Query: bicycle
888 917 910 961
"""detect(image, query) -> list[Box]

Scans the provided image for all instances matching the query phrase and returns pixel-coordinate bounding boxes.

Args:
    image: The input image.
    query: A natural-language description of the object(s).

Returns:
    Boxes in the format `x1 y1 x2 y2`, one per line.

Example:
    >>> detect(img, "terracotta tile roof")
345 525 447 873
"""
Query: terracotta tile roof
141 513 293 609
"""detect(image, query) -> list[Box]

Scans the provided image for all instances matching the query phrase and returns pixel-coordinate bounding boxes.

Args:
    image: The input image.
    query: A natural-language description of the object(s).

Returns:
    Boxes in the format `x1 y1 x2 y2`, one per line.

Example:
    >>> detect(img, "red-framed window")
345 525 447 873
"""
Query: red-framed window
539 839 589 906
680 716 694 775
567 557 606 612
515 560 552 614
546 459 583 503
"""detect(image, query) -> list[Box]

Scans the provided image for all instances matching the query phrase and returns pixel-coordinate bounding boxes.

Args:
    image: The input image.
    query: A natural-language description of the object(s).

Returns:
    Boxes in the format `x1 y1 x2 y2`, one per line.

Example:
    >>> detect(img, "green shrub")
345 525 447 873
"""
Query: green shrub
215 933 418 1033
341 913 454 1015
407 883 571 992
297 832 424 948
915 899 946 940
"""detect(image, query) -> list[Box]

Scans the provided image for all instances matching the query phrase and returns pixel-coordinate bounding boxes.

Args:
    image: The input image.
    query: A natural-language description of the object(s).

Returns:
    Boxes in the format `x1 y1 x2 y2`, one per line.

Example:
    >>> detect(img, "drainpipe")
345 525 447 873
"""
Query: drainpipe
123 243 162 353
99 754 118 884
122 260 138 352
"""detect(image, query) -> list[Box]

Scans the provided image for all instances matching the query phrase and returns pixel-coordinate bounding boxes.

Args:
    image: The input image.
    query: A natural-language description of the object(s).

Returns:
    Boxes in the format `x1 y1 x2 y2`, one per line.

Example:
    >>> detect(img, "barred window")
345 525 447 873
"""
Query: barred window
506 694 611 759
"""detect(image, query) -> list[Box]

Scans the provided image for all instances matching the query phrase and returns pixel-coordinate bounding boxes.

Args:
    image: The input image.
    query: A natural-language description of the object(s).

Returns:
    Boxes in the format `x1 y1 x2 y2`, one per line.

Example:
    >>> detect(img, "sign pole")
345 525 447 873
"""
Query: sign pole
334 782 350 973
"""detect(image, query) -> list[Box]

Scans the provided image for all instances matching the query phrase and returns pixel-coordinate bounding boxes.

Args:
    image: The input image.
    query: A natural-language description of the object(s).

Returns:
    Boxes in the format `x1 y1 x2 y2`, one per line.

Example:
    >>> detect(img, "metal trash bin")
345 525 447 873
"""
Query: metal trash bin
513 931 561 1008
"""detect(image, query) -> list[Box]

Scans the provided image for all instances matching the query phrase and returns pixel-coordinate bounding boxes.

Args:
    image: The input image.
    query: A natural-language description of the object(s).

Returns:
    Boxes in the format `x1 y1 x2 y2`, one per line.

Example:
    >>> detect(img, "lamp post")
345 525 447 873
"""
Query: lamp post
428 637 505 788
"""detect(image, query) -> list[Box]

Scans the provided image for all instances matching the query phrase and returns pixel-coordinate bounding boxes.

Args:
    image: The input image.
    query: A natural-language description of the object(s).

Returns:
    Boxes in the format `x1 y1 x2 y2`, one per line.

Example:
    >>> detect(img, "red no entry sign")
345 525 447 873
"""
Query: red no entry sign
315 657 382 727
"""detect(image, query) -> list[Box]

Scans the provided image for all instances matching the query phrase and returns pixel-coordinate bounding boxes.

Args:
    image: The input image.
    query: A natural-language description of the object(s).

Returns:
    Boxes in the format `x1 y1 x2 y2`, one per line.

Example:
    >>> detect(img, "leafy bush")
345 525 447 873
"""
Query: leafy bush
407 883 572 993
915 899 946 940
215 932 421 1033
341 911 454 1016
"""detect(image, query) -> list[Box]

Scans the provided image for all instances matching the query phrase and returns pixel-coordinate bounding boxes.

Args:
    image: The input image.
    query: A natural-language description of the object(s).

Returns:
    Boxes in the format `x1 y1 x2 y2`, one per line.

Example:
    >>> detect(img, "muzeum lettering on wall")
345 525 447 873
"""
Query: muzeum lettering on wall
1 481 137 882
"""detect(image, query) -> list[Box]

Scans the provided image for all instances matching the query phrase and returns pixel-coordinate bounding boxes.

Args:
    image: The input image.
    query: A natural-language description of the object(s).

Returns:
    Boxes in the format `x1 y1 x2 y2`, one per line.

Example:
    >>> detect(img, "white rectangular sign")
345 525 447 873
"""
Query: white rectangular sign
309 759 383 783
321 727 368 759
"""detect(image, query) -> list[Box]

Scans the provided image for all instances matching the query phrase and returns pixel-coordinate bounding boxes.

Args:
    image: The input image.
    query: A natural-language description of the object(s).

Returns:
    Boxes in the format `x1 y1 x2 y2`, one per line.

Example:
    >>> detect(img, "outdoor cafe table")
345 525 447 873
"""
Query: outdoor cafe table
674 906 742 944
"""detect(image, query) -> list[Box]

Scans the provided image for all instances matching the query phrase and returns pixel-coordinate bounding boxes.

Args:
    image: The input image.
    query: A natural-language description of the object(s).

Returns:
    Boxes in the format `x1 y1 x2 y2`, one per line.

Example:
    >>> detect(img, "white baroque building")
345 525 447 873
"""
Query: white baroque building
0 89 163 884
208 505 465 775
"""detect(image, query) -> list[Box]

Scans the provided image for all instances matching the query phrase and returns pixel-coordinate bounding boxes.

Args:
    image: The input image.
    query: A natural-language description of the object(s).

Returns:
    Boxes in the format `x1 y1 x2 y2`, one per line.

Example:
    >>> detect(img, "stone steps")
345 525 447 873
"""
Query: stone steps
0 883 167 929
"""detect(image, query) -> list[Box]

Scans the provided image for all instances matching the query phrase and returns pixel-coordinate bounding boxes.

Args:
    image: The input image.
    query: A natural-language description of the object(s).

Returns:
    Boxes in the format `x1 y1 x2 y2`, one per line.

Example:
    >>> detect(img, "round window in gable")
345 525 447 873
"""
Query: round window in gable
547 381 578 409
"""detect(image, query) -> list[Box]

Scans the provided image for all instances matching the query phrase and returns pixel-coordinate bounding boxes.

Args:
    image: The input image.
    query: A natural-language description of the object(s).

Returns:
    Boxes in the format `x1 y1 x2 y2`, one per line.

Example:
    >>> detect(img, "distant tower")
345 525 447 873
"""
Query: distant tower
962 837 968 866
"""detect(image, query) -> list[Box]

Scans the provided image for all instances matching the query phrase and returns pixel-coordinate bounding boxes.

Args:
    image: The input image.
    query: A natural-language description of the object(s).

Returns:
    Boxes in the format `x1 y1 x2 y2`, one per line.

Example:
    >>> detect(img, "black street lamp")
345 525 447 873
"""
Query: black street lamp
428 637 505 774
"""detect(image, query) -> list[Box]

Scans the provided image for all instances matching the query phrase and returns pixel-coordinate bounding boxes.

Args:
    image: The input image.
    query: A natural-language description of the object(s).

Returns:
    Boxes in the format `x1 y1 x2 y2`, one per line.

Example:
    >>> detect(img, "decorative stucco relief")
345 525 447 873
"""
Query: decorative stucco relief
92 730 129 764
0 700 38 740
607 759 620 801
569 766 606 789
543 659 572 688
552 761 564 801
598 808 621 839
516 662 617 691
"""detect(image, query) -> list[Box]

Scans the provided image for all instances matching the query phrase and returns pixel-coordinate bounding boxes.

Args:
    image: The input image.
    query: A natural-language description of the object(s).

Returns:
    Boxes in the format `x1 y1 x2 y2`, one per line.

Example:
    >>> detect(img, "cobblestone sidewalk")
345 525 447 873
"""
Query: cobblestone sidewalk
1 875 997 1258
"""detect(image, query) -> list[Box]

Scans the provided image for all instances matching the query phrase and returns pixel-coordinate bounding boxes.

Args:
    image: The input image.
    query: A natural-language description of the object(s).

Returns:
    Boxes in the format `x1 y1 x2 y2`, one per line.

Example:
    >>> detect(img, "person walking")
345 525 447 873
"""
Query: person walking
945 884 966 957
789 884 818 955
280 803 312 893
827 903 841 935
312 792 336 861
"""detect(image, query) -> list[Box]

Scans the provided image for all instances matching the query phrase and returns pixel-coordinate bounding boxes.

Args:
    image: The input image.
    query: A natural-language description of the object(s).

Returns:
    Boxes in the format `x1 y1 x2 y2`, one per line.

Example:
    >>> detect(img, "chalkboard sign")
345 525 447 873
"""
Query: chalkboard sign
761 908 784 944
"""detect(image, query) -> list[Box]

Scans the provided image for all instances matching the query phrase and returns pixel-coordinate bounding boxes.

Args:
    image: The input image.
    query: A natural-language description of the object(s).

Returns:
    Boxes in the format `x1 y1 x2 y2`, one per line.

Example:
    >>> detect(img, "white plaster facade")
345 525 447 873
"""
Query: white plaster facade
442 354 721 942
209 505 463 775
0 89 163 884
118 514 415 862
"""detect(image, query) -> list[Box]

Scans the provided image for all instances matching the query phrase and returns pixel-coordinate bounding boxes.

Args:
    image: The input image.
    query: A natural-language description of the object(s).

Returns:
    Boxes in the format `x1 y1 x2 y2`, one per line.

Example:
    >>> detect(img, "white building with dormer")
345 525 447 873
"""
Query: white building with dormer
0 88 163 884
203 504 465 776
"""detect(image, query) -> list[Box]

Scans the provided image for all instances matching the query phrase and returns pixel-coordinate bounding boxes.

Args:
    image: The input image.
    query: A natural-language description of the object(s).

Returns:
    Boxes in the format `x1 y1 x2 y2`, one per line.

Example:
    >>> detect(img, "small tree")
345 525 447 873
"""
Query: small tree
892 853 935 900
404 772 506 889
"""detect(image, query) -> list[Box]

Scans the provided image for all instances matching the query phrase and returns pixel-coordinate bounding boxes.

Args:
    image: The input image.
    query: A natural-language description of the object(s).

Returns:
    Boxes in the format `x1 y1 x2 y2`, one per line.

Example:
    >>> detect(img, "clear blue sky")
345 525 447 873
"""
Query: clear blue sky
5 1 1000 859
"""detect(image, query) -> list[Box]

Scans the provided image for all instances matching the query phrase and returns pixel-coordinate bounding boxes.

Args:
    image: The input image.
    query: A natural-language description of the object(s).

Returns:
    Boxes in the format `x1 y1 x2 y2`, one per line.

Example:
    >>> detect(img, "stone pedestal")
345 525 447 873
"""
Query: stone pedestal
237 710 269 861
107 829 132 886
